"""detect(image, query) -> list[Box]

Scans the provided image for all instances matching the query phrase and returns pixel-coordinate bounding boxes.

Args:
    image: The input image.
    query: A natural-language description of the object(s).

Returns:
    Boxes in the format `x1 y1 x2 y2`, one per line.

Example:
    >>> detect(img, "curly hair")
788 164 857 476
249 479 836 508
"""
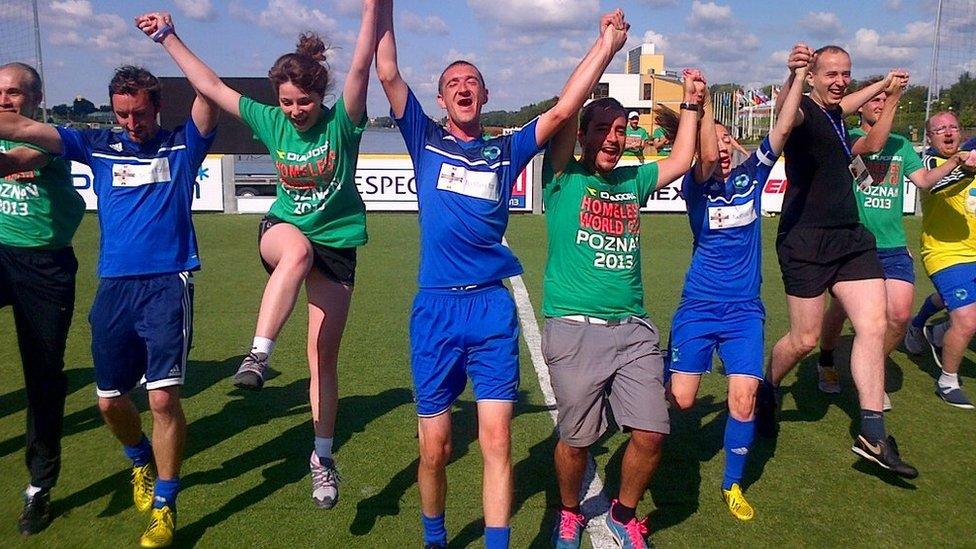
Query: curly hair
108 65 161 106
268 32 332 97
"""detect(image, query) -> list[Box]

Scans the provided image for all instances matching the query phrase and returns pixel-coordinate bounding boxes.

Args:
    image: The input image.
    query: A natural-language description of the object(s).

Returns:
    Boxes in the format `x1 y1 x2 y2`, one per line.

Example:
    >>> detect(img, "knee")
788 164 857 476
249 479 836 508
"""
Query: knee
628 430 665 455
97 396 127 418
479 422 512 459
148 388 182 419
790 331 819 355
728 388 757 420
419 437 452 470
887 309 911 334
278 244 314 274
670 390 696 411
951 312 976 337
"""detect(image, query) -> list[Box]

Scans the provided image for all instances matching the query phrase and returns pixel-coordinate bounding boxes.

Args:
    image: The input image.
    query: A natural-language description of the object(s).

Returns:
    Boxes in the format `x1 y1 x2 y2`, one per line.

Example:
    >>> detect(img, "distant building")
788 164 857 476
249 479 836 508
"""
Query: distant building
591 42 684 134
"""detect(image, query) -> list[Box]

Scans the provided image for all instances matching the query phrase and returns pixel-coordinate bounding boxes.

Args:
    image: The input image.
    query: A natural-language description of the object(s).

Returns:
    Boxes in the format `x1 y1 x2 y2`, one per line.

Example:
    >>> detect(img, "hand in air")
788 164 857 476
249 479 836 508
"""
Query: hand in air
682 69 707 105
600 9 630 53
134 12 174 39
788 43 812 76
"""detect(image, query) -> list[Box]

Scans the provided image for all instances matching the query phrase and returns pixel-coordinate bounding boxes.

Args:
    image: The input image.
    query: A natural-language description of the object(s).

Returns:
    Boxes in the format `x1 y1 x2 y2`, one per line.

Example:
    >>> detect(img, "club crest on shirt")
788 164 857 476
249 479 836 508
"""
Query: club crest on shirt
482 145 501 161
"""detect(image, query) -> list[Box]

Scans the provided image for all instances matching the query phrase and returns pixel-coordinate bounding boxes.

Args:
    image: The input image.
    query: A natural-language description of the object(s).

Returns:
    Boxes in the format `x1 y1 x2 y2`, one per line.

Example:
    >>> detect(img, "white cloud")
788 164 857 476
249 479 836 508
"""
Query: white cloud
49 0 93 20
467 0 598 32
229 0 343 40
883 20 933 48
174 0 214 21
334 0 361 17
847 28 918 68
401 11 450 36
641 30 669 53
799 11 844 40
885 0 902 10
638 0 678 6
687 1 731 30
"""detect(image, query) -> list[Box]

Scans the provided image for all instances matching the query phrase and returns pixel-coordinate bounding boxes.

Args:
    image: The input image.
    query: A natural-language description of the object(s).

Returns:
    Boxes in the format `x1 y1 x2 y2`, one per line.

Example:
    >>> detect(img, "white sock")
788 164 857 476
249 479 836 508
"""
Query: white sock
25 484 43 497
314 437 333 460
939 370 960 389
251 336 275 356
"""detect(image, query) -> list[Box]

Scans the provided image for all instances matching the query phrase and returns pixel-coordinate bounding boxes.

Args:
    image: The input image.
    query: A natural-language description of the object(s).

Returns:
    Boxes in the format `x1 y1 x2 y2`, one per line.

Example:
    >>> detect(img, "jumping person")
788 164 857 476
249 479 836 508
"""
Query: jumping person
375 2 631 546
0 64 217 547
543 68 705 547
0 62 84 535
817 78 962 407
667 43 806 523
137 2 378 509
757 45 918 478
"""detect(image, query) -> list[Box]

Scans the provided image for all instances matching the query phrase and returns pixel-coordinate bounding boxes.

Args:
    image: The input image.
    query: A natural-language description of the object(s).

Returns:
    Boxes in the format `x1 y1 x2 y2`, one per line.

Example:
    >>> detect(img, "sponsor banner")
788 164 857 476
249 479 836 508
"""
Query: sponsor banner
72 154 225 211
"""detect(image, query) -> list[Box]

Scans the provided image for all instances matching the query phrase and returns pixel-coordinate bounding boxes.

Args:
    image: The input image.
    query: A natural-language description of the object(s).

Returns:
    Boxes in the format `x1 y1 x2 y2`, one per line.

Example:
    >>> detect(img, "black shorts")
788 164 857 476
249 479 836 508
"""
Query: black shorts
257 216 357 286
776 224 884 298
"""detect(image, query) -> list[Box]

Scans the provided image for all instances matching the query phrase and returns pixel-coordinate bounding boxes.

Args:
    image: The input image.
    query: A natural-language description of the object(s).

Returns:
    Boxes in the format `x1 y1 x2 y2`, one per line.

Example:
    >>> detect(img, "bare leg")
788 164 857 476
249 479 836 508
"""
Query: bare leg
417 412 452 518
768 293 827 385
477 401 513 528
147 386 185 480
617 429 664 508
554 441 587 508
305 270 352 439
97 395 143 446
832 279 887 411
254 223 313 340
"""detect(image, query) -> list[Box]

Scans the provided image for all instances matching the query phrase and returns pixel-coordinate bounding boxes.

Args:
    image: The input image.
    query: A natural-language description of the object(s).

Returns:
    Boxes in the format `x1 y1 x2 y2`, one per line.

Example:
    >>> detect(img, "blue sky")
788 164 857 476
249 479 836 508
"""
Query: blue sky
0 0 953 115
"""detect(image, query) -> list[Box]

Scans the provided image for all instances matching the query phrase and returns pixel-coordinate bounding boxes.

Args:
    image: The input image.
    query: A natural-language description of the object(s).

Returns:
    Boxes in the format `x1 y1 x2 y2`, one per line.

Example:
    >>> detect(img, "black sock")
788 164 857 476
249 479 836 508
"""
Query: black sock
611 501 636 524
561 504 581 515
860 409 886 444
819 349 835 367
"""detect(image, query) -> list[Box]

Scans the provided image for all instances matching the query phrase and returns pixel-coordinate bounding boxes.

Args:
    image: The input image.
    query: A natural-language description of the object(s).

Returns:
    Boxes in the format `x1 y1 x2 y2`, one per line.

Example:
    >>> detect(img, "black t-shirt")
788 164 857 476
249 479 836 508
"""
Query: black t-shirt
779 95 860 235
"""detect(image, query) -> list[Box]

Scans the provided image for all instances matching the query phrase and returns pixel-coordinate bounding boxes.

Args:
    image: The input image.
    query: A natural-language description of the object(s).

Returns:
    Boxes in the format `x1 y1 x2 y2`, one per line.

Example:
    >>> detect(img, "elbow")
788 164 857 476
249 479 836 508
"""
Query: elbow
375 64 400 85
700 149 720 164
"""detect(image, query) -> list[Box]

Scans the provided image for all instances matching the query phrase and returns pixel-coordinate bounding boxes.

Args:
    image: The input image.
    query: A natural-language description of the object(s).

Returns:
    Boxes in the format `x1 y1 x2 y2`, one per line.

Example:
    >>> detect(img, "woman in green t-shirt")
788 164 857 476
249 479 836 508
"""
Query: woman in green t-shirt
137 3 378 508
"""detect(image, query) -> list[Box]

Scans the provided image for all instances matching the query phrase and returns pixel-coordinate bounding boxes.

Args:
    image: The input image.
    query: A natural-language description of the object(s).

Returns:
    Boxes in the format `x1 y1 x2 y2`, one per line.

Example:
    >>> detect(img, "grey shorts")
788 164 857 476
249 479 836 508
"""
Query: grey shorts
542 316 670 447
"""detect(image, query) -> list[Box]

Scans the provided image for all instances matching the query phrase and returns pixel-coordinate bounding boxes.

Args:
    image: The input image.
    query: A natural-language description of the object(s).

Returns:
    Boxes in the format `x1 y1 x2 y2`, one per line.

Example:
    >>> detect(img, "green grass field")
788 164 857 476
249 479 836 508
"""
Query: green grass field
1 213 974 547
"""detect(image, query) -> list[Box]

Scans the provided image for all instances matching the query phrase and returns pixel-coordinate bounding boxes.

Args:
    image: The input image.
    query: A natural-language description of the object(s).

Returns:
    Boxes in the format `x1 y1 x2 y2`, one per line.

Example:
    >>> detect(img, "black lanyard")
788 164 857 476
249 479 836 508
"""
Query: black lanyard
815 102 853 162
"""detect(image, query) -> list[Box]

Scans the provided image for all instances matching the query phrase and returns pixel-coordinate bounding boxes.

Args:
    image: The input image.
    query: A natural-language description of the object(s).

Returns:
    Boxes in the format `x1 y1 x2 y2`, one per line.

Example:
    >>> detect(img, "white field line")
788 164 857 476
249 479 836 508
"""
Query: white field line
504 238 614 548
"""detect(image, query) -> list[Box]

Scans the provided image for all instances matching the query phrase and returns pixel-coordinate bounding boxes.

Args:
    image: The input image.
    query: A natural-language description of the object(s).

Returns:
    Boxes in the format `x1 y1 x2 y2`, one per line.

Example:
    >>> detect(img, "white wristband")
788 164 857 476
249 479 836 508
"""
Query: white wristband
150 24 174 43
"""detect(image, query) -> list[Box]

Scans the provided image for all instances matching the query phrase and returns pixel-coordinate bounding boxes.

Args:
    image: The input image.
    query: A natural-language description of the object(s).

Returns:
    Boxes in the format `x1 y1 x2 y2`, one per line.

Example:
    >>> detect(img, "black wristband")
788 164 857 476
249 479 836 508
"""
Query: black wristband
680 102 701 112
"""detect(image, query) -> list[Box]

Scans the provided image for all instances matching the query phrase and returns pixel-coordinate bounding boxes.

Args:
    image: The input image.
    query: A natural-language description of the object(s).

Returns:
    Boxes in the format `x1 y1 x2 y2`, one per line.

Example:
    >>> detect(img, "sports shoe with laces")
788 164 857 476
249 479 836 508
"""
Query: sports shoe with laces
721 483 754 521
18 488 51 535
923 324 946 370
310 451 340 509
605 500 648 548
817 365 841 394
903 324 926 355
139 505 175 548
883 392 892 412
851 434 919 479
936 380 975 409
551 508 586 548
233 351 269 390
132 463 155 513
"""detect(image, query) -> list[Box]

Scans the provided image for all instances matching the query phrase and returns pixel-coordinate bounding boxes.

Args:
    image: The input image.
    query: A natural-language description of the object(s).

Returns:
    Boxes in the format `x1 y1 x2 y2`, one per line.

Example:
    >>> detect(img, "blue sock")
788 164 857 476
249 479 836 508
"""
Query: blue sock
722 416 755 490
421 513 447 545
912 294 941 328
484 526 511 549
153 477 180 510
860 410 886 444
123 434 152 467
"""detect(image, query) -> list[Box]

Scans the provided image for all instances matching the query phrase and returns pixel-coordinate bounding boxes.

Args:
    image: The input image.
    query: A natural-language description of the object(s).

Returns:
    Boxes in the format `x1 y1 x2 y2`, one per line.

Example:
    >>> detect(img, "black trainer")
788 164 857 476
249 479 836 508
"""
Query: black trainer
18 489 51 535
851 435 919 479
755 380 780 439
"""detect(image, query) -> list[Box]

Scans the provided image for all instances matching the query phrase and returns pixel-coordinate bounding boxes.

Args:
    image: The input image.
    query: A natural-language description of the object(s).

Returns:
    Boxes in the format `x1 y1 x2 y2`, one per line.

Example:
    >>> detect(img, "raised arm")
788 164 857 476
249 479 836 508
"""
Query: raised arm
841 69 906 116
851 78 904 156
0 113 61 155
774 43 812 127
693 91 718 183
545 109 579 179
535 10 629 148
768 64 807 155
655 70 706 187
136 12 242 120
908 151 975 191
375 0 409 118
343 0 378 122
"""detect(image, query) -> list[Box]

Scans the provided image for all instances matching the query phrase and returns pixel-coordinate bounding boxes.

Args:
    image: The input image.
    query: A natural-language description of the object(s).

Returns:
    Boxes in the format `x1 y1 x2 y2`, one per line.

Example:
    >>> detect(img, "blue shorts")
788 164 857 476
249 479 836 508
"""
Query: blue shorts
931 262 976 312
667 298 764 379
410 282 519 417
89 272 194 398
877 247 915 284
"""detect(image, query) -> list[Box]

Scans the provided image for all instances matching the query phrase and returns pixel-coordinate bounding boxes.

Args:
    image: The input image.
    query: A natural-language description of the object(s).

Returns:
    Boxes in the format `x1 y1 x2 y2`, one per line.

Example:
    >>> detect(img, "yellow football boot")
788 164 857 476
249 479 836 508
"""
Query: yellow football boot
132 463 155 513
139 505 175 548
722 483 755 521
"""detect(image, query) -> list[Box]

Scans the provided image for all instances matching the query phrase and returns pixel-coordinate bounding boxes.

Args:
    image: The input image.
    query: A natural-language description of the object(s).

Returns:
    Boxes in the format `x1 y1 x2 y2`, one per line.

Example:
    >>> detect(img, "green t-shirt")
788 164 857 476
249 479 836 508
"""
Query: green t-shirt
541 155 659 319
240 96 368 248
0 139 84 249
622 126 650 157
849 128 924 249
652 127 670 156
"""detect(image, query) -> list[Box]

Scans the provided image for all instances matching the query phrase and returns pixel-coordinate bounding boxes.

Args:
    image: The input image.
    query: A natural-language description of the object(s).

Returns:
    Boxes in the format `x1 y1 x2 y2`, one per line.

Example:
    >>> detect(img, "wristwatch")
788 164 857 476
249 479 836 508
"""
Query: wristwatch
680 102 701 112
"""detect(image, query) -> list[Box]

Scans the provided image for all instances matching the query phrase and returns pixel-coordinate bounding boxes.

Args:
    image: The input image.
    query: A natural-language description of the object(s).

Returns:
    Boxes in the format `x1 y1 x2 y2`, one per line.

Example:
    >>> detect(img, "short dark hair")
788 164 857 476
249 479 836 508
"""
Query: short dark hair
580 97 626 133
811 45 850 71
0 62 42 101
438 60 485 94
109 65 161 106
268 32 332 97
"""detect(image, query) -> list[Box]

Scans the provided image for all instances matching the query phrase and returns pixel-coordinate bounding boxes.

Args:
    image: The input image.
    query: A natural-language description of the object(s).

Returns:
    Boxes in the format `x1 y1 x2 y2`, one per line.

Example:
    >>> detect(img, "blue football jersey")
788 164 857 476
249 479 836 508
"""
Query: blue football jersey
680 137 778 301
57 118 214 278
395 88 540 288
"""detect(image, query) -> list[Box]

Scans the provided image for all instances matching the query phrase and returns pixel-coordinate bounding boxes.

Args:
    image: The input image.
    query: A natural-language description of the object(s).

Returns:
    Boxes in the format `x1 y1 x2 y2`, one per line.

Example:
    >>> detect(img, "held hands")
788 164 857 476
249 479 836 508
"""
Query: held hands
599 9 629 54
788 43 812 77
682 69 707 105
958 150 976 174
135 12 174 42
884 69 910 96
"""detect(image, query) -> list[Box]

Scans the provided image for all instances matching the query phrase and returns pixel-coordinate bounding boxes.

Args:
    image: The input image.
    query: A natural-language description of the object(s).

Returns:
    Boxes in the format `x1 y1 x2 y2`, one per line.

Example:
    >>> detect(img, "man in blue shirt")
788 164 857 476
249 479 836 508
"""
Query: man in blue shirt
0 65 216 548
375 3 629 547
